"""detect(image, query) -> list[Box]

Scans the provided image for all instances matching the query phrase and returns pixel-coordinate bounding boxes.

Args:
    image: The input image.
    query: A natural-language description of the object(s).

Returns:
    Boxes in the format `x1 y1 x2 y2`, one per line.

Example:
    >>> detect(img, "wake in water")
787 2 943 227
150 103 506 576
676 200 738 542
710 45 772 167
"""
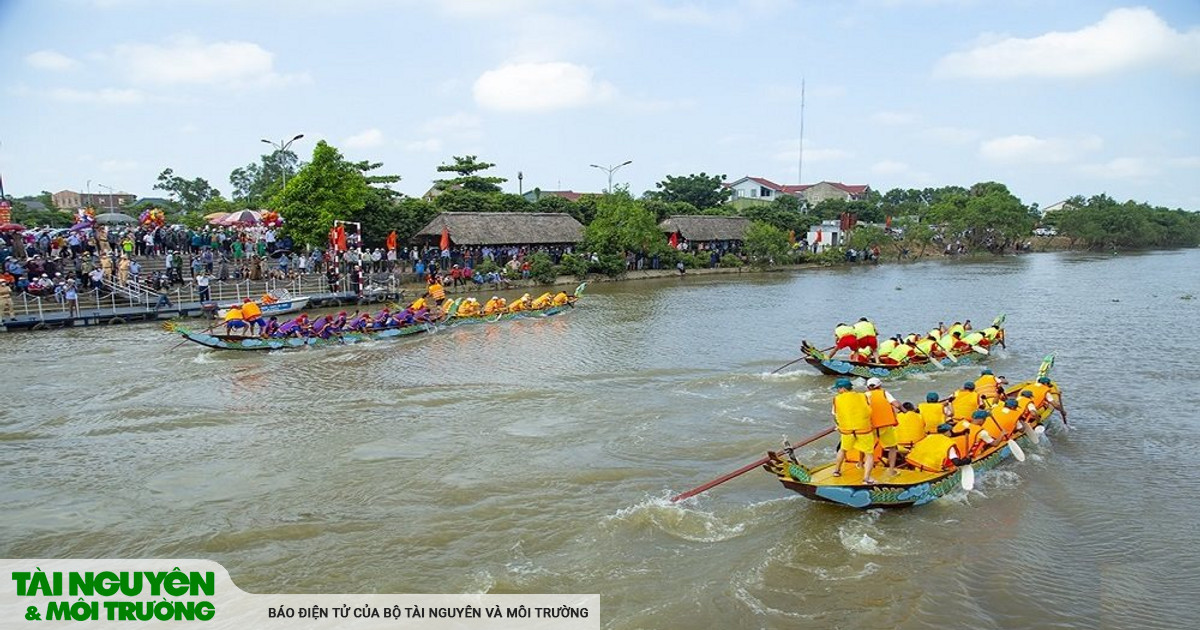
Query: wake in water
603 493 750 543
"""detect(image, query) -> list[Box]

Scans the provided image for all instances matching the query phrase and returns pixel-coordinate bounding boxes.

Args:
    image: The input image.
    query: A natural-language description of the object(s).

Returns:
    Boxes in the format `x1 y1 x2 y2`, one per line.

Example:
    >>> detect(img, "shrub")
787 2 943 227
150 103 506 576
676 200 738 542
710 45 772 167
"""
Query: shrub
556 253 589 279
718 254 744 268
527 252 557 284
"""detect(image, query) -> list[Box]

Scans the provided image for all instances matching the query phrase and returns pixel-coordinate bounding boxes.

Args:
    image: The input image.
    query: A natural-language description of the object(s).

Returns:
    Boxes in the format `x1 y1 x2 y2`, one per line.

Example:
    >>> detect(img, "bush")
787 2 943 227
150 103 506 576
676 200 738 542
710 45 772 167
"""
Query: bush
588 253 626 277
556 253 589 279
810 247 845 266
527 252 557 284
718 254 744 268
678 253 703 269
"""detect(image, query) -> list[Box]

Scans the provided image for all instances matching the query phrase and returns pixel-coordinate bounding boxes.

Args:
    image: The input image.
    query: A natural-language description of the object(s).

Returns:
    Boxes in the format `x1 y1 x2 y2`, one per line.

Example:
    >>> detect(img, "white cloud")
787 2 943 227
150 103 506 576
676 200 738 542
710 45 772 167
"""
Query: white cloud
100 159 139 172
344 128 384 149
26 50 80 71
871 160 911 175
1076 157 1154 180
1166 156 1200 169
775 142 853 164
925 126 980 145
112 37 309 88
979 134 1102 164
935 7 1200 79
473 62 615 112
419 112 482 137
435 0 550 18
870 111 914 126
48 87 145 105
405 139 444 153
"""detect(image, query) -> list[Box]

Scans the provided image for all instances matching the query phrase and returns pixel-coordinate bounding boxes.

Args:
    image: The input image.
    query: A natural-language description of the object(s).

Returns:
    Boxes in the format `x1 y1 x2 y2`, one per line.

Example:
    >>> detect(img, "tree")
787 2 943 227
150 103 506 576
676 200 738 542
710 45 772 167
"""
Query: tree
276 141 371 247
643 199 699 223
229 149 301 207
434 155 506 194
153 168 221 214
742 221 790 267
582 192 665 258
647 173 730 209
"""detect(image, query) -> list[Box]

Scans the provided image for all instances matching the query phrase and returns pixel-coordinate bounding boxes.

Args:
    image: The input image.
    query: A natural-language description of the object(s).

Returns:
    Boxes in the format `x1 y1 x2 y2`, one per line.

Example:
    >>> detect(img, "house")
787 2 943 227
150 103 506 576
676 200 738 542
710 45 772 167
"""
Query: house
723 176 870 208
659 215 752 248
1039 200 1076 216
414 212 584 247
805 219 846 252
52 189 137 211
521 190 591 203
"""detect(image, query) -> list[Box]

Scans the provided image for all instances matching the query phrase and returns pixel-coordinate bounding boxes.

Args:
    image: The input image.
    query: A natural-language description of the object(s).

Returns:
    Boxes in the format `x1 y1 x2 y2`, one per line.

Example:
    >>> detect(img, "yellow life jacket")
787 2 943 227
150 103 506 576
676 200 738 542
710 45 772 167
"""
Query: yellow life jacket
938 335 956 351
853 320 876 338
896 410 926 447
531 293 553 309
878 339 898 356
985 406 1022 438
905 434 957 472
916 339 936 355
1027 383 1052 407
975 374 998 398
833 391 872 435
919 402 947 433
963 331 985 346
834 324 854 339
223 307 243 322
951 389 981 420
982 326 1000 340
950 421 985 458
866 389 898 428
411 297 427 311
948 323 965 337
888 344 912 362
552 292 569 306
428 283 446 301
928 328 942 339
241 302 262 319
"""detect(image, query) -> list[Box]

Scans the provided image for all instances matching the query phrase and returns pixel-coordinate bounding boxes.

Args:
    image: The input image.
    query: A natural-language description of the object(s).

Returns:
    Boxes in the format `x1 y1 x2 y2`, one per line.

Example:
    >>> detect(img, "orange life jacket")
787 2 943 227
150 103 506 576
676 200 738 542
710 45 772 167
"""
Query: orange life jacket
866 389 898 429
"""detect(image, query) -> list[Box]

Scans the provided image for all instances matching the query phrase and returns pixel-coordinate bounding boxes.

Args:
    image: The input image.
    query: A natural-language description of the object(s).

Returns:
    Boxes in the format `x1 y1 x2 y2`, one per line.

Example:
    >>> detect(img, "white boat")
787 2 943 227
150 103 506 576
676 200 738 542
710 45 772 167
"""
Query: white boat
216 290 310 318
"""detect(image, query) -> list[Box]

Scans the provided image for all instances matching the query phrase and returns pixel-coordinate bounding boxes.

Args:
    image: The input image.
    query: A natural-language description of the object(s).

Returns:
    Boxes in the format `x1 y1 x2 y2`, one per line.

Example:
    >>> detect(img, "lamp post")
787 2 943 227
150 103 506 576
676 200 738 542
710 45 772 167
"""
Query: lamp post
589 160 632 194
96 183 115 212
260 133 305 189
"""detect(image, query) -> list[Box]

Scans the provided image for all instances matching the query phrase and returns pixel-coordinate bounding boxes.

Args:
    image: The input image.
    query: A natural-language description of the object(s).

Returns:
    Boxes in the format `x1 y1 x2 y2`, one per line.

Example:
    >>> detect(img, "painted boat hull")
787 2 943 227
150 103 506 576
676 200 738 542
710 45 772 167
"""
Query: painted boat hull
799 329 1005 379
763 387 1057 509
175 321 432 351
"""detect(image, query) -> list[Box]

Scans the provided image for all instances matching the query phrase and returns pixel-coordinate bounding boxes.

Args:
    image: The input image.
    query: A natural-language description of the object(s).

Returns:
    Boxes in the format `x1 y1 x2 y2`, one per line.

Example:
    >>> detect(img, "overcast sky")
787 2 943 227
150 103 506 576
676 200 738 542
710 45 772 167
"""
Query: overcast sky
2 0 1198 210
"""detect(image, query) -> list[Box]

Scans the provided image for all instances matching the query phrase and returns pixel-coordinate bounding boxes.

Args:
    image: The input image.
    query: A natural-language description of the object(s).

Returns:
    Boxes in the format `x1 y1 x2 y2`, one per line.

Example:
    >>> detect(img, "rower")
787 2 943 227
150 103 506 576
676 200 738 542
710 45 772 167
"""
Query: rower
919 392 951 433
223 305 246 336
949 409 997 459
950 381 982 420
240 298 264 336
853 317 879 361
947 321 966 337
904 432 961 474
831 378 878 483
975 368 999 401
983 398 1025 440
830 322 857 359
551 291 570 306
895 402 926 453
865 377 901 476
882 339 913 365
530 292 553 309
1025 377 1067 423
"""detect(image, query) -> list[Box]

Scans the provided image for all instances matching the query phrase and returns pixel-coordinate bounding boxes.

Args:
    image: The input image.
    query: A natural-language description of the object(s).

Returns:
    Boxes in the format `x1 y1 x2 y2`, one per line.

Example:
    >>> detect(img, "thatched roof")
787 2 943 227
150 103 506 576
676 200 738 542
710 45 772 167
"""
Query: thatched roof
415 212 584 246
659 215 752 241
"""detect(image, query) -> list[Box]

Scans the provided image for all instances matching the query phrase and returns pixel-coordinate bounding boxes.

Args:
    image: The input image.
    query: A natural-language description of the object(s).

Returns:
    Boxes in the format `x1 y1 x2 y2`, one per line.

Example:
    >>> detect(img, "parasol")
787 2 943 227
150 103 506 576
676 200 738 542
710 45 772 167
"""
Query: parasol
220 209 262 226
95 212 138 225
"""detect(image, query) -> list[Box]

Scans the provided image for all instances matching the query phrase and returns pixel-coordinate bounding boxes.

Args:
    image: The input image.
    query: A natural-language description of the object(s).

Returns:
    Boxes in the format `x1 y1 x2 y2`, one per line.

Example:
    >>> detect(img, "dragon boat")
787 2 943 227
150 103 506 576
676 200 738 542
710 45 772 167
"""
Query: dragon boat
762 356 1059 509
797 315 1006 379
443 283 585 326
165 318 436 351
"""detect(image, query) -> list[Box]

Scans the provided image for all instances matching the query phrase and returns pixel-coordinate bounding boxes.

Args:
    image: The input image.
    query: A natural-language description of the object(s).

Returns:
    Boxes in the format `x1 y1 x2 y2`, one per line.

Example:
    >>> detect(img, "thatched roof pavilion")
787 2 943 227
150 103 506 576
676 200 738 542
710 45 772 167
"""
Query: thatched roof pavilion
415 212 584 246
659 215 752 242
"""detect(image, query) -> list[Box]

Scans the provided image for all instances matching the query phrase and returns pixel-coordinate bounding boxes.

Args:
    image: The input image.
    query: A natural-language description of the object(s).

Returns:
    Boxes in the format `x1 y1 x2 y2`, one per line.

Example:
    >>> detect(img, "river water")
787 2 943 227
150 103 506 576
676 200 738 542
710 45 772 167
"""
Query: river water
2 250 1198 629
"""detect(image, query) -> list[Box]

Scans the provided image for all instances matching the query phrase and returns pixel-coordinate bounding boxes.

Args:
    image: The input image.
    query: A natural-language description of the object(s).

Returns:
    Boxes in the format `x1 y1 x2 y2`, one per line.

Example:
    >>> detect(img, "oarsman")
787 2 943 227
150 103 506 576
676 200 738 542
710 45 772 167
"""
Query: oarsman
864 377 902 476
240 298 264 336
853 317 879 360
830 378 878 484
223 305 246 336
919 392 952 433
983 398 1025 440
894 402 927 452
974 369 1000 401
830 322 857 358
950 381 982 421
949 409 998 459
1023 377 1067 424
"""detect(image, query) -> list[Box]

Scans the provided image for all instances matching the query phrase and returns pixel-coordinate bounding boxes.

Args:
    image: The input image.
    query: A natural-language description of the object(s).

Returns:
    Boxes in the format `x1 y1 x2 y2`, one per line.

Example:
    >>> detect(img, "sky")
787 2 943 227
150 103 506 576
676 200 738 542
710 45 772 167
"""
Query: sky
1 0 1198 211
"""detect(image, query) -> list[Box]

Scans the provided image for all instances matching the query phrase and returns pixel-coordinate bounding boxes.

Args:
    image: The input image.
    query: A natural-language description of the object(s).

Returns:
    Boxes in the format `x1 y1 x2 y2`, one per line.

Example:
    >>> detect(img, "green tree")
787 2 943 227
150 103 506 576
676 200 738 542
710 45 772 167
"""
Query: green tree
742 221 790 267
582 192 665 259
434 155 506 194
276 141 371 247
230 149 302 207
153 168 221 214
643 199 699 222
647 173 730 209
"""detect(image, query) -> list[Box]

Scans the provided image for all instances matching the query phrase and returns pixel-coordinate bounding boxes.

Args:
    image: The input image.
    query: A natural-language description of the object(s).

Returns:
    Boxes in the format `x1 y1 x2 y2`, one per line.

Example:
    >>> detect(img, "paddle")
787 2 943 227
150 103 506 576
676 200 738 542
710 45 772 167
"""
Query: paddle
960 463 975 491
669 426 836 503
971 344 989 355
770 356 805 375
912 344 947 371
1007 439 1026 462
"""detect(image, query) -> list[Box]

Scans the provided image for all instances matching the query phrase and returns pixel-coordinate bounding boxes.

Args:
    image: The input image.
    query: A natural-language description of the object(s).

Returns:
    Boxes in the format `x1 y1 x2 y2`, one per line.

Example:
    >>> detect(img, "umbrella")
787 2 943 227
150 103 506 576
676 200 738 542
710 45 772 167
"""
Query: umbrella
204 211 229 225
220 209 262 226
0 222 26 232
95 212 137 225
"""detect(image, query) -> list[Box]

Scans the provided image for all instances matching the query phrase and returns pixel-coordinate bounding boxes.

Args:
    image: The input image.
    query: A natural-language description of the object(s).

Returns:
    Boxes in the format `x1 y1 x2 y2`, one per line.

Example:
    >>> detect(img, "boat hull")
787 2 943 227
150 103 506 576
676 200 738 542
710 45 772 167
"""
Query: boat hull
175 321 432 351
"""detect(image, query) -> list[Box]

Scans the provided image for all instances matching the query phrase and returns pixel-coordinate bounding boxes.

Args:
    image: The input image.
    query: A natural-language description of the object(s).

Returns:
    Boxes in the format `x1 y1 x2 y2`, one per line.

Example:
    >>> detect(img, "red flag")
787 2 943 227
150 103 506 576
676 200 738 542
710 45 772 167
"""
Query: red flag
668 232 678 247
885 215 892 228
335 225 347 252
439 226 450 251
386 230 397 251
816 229 823 243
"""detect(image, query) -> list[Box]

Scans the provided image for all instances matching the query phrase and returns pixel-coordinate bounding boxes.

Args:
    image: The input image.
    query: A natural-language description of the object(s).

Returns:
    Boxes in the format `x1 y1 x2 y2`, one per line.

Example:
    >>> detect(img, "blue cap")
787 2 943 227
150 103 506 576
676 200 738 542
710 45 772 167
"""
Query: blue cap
963 381 975 390
1005 398 1019 408
1020 390 1034 398
981 368 993 375
973 410 988 419
926 392 939 402
834 378 853 390
1038 376 1051 384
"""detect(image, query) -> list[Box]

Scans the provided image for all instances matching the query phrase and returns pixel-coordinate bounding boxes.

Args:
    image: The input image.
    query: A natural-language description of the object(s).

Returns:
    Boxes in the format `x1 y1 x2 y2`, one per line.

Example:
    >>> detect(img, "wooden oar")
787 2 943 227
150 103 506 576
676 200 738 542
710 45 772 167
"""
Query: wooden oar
912 344 947 371
770 356 805 375
960 463 976 491
669 426 836 503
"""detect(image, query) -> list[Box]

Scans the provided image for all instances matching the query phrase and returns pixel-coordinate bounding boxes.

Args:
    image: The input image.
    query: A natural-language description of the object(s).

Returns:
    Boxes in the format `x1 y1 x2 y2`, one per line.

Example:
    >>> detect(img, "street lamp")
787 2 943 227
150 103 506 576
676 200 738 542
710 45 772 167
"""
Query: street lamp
96 183 115 212
589 160 632 194
261 133 305 188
